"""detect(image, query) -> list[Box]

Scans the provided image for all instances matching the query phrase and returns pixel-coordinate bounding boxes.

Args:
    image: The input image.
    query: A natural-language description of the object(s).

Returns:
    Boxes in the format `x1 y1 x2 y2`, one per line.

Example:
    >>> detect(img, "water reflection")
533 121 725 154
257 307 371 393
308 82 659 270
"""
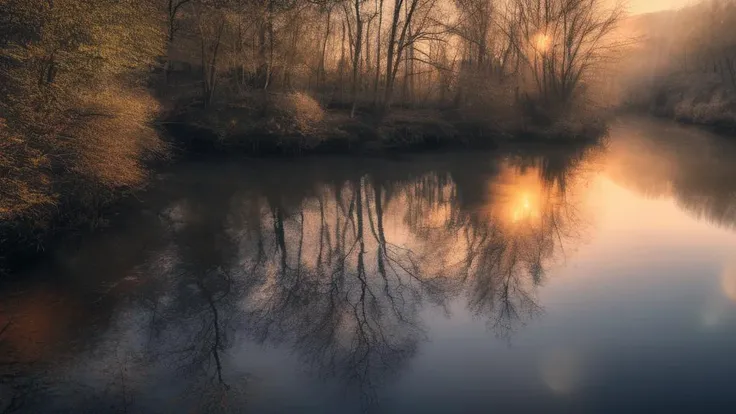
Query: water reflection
0 144 602 412
540 349 585 395
606 117 736 230
721 260 736 303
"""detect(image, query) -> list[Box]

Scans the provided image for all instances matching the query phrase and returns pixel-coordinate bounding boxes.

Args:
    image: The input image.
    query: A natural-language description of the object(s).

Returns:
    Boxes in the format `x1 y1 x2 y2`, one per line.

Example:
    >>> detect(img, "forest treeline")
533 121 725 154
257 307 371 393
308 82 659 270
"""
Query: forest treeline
160 0 621 150
1 0 169 268
622 0 736 132
0 0 622 270
158 0 622 110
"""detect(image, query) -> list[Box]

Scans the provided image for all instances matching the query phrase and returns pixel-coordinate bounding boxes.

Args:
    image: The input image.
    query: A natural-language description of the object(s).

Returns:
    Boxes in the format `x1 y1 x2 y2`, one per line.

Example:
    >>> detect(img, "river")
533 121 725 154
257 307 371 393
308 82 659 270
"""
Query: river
2 117 736 413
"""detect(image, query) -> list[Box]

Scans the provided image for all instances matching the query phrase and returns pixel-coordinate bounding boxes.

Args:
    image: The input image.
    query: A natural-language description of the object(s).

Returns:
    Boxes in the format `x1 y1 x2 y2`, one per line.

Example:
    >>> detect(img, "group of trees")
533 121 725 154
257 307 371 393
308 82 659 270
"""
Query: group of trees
160 0 624 110
622 0 736 123
0 0 622 263
1 0 167 252
663 0 736 88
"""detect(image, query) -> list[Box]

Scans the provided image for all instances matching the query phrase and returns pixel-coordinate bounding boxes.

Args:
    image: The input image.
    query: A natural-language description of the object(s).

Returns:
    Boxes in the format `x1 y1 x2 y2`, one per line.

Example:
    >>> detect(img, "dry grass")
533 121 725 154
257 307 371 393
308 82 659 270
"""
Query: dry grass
64 87 167 188
0 118 54 222
266 92 325 135
675 96 736 127
635 72 736 132
1 86 167 265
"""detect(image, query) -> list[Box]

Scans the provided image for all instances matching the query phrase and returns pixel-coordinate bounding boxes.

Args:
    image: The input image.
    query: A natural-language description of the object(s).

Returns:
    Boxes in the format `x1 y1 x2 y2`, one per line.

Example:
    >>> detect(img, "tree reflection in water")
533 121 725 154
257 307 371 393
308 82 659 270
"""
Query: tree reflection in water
0 144 602 412
607 117 736 230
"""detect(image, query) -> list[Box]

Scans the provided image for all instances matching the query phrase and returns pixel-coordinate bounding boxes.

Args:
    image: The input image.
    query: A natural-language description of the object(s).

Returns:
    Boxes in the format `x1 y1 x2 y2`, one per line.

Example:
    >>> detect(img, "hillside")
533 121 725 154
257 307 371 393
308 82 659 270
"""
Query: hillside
618 2 736 134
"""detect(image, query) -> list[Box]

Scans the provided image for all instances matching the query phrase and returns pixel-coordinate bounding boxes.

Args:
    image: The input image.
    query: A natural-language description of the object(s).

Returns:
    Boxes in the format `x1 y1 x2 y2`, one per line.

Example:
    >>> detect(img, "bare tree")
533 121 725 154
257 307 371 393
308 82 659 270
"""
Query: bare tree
348 0 365 116
164 0 194 84
191 1 227 106
500 0 625 104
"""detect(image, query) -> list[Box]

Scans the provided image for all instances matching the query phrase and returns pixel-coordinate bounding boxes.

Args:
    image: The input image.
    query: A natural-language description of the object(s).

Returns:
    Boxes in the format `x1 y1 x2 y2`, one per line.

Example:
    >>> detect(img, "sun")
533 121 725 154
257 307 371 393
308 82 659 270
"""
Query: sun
533 32 551 54
511 191 541 223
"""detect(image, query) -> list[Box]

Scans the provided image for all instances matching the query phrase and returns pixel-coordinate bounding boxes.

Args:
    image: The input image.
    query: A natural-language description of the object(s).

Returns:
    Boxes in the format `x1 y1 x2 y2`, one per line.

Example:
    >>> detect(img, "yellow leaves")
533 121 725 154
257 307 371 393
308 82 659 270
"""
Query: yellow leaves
64 86 166 189
3 0 164 89
0 1 166 225
0 125 55 221
30 155 47 168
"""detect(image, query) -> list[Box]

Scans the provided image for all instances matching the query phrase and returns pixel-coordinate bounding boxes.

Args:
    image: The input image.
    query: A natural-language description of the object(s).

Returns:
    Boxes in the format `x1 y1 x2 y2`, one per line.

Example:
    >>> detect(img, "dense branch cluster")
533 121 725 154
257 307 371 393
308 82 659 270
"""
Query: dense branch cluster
0 0 166 231
159 0 623 110
0 0 622 266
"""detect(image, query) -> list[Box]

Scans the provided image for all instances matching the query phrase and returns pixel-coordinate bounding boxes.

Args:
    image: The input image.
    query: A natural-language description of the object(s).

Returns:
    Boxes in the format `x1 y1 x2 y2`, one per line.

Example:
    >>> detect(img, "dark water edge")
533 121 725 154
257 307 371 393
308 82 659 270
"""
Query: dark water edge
652 110 736 137
0 122 604 279
162 105 608 156
618 105 736 138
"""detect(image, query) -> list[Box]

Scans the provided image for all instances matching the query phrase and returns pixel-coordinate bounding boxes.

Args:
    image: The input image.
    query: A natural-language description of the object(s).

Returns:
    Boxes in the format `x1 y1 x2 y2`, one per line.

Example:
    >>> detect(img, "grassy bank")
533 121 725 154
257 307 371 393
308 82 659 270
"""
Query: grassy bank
1 94 607 276
162 92 607 156
652 74 736 135
625 73 736 136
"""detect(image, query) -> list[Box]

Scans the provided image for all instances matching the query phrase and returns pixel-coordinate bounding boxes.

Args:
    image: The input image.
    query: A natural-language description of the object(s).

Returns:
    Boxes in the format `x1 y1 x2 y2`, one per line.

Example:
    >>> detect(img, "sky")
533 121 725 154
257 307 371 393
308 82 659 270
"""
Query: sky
629 0 693 14
629 0 694 14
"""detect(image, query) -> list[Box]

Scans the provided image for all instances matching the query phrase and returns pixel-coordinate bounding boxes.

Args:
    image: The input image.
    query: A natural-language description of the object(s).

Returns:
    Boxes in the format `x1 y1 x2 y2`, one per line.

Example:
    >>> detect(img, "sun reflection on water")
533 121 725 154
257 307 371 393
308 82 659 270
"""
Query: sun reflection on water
483 165 551 232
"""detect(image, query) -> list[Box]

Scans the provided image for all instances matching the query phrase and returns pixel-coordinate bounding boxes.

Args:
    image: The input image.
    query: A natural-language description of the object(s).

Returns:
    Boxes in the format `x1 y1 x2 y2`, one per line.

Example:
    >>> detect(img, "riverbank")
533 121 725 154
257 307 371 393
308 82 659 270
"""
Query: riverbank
162 93 607 156
1 100 608 277
627 73 736 136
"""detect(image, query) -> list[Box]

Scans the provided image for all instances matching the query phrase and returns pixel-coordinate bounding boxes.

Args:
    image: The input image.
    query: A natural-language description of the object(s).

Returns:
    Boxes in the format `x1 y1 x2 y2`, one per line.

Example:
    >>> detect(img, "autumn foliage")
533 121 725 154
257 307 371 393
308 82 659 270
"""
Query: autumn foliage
0 0 166 263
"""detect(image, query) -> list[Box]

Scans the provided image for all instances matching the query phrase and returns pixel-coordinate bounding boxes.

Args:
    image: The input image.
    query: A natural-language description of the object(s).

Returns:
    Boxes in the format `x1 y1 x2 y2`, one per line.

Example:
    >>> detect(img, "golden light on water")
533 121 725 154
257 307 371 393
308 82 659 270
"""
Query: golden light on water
0 289 77 363
511 192 541 223
486 165 547 230
721 261 736 302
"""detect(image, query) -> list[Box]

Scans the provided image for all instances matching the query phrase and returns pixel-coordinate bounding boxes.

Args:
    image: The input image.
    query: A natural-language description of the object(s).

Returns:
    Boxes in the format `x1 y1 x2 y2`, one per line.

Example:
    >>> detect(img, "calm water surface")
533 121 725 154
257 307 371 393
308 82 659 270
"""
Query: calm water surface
2 117 736 413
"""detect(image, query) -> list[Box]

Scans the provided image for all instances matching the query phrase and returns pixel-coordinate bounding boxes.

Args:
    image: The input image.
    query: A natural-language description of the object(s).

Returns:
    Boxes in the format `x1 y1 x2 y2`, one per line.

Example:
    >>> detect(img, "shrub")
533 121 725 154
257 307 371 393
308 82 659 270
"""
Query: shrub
455 71 521 130
63 87 167 189
0 0 166 269
0 118 54 222
265 92 325 136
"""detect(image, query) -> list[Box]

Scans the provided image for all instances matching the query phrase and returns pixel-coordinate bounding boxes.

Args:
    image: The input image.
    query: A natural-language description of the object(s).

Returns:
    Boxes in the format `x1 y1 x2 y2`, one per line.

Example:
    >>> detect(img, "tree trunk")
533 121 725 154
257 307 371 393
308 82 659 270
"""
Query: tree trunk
340 21 347 102
383 0 403 112
265 1 275 90
318 8 333 88
373 0 384 107
350 0 363 118
257 3 268 88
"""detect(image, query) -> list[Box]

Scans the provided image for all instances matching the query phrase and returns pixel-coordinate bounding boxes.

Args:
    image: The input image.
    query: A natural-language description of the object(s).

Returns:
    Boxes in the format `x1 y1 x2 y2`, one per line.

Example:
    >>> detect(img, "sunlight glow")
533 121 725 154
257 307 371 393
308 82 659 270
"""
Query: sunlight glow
533 32 552 54
511 192 541 223
721 261 736 302
487 166 546 229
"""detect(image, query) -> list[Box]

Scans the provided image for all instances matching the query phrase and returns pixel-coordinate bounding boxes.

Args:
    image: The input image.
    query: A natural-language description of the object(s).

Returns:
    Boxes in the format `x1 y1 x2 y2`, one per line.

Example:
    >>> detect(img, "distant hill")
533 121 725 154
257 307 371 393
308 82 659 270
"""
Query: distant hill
616 2 736 133
620 9 682 47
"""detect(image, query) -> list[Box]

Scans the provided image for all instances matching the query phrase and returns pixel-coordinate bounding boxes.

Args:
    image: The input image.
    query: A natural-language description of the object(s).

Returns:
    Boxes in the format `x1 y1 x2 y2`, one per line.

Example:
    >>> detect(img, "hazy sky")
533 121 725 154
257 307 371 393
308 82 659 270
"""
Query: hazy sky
629 0 693 14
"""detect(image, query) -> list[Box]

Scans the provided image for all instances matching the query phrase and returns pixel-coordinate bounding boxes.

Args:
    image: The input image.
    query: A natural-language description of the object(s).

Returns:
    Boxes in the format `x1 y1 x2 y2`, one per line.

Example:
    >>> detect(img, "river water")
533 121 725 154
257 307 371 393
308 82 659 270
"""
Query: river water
2 117 736 413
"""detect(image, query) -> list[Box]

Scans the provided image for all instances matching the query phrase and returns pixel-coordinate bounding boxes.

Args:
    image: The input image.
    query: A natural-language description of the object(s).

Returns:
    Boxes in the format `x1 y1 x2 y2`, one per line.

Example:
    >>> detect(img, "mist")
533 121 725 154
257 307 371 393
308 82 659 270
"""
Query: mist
615 0 736 130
